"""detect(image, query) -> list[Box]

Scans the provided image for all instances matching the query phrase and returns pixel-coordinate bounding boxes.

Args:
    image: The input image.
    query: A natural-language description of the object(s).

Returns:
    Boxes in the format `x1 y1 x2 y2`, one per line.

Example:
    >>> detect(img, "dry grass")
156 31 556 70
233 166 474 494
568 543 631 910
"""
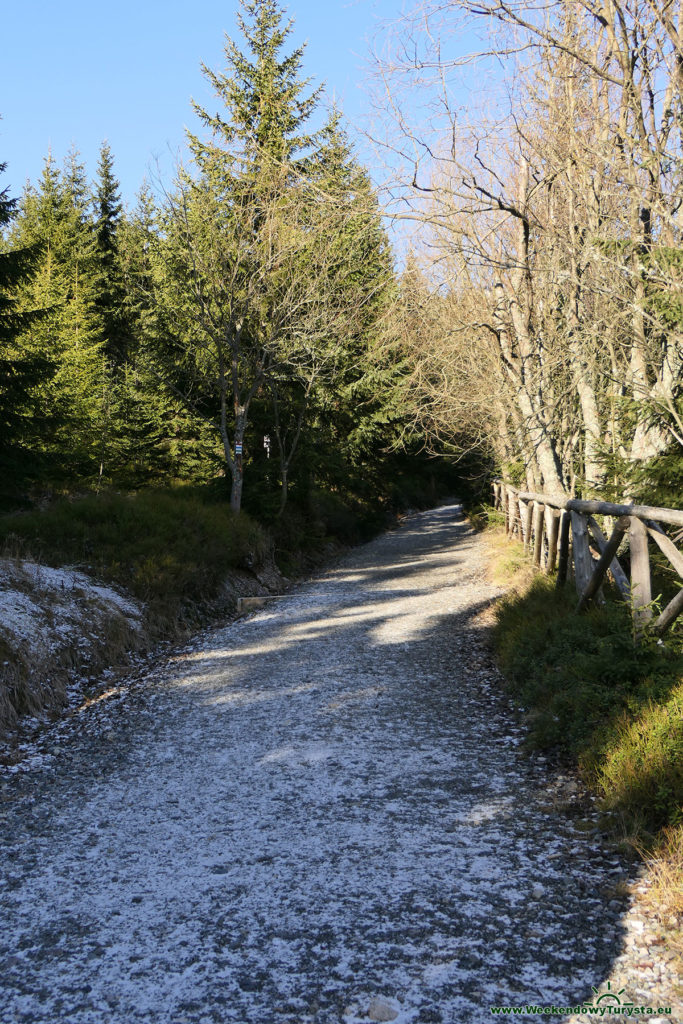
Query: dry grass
627 826 683 974
0 606 146 737
0 638 33 728
484 525 538 591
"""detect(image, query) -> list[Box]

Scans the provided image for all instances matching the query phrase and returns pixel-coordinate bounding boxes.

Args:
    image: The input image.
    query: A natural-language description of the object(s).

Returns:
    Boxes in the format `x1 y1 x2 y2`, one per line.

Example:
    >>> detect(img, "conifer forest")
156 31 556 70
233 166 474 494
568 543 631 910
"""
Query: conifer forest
3 0 682 521
0 0 459 533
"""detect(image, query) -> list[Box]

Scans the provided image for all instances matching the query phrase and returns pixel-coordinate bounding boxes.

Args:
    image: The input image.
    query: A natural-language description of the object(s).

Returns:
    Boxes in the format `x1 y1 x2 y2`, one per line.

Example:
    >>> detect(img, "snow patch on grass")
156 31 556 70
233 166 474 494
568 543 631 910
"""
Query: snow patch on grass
0 557 143 732
0 559 141 654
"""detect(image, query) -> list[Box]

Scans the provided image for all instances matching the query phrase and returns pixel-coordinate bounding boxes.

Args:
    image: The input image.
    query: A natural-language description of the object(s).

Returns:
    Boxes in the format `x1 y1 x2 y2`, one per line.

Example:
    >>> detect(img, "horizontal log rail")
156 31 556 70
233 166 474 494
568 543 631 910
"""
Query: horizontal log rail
492 479 683 637
502 489 683 528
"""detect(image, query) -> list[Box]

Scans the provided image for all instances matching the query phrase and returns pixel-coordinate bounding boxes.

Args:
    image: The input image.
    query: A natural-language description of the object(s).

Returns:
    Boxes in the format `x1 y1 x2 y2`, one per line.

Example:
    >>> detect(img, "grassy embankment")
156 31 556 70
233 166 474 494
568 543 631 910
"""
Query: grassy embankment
474 506 683 945
0 487 268 731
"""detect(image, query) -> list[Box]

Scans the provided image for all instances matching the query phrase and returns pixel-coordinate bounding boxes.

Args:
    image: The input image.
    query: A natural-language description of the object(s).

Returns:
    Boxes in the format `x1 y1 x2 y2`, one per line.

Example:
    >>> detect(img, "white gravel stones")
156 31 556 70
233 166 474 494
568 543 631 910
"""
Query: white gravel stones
0 505 680 1023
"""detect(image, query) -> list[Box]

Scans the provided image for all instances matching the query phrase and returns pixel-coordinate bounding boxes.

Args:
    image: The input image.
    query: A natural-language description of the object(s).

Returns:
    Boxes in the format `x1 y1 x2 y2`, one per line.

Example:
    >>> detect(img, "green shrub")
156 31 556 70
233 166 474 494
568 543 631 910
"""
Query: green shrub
494 575 683 835
466 503 505 532
0 487 267 627
599 685 683 832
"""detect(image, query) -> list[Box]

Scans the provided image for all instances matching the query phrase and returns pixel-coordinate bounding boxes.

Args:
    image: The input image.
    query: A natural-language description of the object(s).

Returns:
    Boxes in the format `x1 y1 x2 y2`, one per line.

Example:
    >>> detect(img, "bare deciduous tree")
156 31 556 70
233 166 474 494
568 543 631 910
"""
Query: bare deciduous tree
371 0 683 495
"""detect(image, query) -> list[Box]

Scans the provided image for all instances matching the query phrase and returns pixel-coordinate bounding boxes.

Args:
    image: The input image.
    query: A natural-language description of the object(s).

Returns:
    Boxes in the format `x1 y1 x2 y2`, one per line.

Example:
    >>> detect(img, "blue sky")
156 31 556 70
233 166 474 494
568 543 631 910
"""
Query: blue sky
1 0 403 205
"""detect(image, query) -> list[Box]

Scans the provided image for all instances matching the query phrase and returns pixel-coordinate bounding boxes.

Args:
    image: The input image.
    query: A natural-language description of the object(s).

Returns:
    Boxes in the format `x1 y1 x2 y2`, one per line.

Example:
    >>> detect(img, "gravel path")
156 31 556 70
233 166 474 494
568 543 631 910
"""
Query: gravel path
0 505 677 1023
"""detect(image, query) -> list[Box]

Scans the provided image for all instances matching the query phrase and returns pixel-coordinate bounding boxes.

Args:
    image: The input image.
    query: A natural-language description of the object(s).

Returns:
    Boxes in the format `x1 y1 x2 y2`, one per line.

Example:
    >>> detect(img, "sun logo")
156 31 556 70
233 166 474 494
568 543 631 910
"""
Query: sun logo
585 981 634 1007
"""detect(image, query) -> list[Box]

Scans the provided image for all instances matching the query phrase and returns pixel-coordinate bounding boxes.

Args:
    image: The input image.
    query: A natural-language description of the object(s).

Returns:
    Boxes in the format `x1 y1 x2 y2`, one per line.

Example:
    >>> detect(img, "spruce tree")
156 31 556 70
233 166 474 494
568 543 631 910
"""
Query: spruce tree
190 0 321 168
93 142 132 365
111 184 220 486
157 0 326 511
118 182 157 343
299 111 401 495
0 160 55 497
10 152 110 483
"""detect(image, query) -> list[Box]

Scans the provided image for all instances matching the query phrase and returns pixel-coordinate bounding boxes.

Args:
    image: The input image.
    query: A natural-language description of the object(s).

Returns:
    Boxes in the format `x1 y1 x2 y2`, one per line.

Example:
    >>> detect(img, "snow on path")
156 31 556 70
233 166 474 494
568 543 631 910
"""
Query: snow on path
0 506 645 1022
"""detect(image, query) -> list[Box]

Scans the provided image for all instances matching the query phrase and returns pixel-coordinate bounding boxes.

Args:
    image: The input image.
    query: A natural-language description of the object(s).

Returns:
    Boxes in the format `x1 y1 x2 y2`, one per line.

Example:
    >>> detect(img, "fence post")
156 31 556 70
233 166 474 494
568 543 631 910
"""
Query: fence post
629 517 652 625
576 516 630 612
507 487 519 538
545 507 559 573
519 499 533 551
532 502 545 567
557 510 571 587
524 500 533 553
570 511 594 597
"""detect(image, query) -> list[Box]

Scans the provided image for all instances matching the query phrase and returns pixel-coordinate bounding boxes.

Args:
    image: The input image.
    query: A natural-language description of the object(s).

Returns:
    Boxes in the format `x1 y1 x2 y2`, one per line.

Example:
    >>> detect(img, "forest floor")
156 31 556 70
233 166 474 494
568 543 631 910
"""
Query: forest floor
0 504 680 1023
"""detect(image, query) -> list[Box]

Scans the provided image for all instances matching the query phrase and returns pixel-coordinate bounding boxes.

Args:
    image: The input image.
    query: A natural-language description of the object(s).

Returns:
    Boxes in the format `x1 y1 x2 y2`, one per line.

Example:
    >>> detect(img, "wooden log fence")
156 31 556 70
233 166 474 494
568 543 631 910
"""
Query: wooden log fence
491 480 683 636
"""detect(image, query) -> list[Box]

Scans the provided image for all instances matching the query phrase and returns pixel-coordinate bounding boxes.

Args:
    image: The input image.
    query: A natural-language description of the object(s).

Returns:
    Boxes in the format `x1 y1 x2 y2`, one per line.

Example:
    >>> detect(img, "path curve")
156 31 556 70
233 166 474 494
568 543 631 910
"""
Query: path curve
0 506 647 1022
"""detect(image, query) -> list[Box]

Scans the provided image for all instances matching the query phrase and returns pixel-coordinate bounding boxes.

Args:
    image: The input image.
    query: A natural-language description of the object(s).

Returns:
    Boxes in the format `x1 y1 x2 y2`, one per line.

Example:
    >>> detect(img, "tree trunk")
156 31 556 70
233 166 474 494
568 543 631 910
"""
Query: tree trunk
229 408 247 513
515 385 565 494
278 466 289 516
230 464 243 513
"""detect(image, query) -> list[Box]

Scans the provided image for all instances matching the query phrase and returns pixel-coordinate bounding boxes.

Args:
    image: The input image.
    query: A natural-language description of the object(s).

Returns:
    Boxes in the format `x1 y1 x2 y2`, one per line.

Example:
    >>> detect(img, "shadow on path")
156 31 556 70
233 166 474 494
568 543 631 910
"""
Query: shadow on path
0 504 638 1024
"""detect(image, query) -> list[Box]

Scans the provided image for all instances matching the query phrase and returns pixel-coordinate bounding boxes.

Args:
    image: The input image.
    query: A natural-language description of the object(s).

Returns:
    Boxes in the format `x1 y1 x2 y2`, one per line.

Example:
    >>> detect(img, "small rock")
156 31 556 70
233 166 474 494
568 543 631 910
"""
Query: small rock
531 884 544 899
368 997 399 1022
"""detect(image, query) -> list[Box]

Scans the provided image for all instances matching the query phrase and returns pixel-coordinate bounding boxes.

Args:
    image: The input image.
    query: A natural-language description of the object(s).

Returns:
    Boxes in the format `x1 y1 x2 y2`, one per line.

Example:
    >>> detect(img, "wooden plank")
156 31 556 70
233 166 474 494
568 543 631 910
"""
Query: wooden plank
512 489 683 527
557 510 571 587
585 515 630 599
545 507 560 573
568 498 683 528
236 596 281 613
646 521 683 580
570 511 595 597
577 517 630 612
630 517 652 623
653 588 683 635
517 489 569 509
532 502 545 567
